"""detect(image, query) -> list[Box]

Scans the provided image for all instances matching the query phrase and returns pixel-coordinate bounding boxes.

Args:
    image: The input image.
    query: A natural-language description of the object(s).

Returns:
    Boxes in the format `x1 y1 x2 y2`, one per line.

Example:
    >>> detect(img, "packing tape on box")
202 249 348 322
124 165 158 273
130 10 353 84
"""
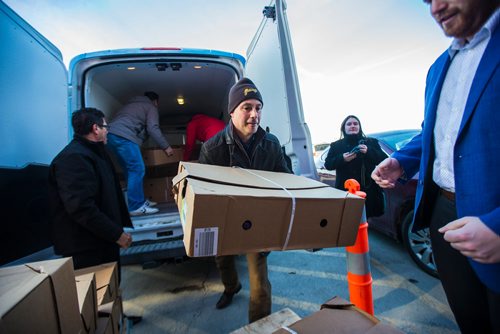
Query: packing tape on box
236 167 296 251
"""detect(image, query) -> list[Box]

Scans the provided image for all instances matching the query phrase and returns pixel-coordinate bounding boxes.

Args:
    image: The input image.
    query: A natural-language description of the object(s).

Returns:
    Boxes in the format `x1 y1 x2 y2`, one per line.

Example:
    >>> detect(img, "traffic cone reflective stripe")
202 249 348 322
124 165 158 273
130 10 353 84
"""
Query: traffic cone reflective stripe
344 179 374 316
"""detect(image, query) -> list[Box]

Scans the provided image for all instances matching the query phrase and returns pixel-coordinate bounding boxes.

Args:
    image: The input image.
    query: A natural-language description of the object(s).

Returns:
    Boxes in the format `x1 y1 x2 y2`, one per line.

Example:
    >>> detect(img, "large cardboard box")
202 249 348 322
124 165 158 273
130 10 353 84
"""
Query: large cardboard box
172 162 365 257
143 176 174 203
142 146 184 166
75 262 119 306
0 257 83 334
76 273 98 334
272 297 404 334
97 296 123 334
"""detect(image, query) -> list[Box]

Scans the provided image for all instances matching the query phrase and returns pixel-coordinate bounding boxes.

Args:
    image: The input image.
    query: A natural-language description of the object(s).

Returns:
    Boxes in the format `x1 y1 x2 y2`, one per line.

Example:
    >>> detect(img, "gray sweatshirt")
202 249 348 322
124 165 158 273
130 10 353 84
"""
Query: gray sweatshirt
108 96 169 149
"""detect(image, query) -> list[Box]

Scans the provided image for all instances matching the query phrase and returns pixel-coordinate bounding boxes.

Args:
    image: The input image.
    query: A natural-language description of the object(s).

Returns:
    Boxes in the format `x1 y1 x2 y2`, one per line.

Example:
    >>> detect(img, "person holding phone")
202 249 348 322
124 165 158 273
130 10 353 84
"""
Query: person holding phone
324 115 387 218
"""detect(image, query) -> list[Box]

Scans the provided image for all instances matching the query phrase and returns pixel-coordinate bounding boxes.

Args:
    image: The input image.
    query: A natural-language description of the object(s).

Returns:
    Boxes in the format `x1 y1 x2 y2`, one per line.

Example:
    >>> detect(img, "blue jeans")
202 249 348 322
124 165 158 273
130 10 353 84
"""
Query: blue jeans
107 133 145 211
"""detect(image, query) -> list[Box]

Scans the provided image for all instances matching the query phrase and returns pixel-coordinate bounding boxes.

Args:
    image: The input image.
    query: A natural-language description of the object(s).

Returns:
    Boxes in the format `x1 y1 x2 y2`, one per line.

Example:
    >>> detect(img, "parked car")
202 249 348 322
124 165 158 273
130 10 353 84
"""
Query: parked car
316 130 437 277
313 143 330 169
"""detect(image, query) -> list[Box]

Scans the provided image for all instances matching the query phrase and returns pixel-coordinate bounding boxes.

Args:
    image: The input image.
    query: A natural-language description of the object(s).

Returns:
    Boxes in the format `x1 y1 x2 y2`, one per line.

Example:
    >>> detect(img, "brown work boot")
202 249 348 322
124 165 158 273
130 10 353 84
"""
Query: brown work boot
215 283 242 309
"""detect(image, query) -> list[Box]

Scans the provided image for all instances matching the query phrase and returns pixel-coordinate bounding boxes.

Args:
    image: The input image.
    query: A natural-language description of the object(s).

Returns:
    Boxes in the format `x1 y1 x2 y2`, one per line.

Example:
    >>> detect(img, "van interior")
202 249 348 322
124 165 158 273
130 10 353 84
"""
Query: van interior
83 59 239 149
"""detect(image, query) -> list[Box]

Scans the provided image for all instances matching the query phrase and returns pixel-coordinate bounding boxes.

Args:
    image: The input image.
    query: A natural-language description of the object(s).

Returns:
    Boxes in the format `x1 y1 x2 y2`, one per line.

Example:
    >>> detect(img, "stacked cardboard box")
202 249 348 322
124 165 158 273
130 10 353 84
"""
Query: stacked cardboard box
0 258 83 333
75 262 123 334
0 258 124 334
173 162 365 257
141 145 187 204
142 146 184 167
143 176 174 204
76 273 99 333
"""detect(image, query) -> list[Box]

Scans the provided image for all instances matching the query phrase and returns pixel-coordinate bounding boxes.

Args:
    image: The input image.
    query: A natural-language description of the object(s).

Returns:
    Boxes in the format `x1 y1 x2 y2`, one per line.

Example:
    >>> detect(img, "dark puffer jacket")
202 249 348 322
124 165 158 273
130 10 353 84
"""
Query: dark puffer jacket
198 122 291 173
48 135 132 255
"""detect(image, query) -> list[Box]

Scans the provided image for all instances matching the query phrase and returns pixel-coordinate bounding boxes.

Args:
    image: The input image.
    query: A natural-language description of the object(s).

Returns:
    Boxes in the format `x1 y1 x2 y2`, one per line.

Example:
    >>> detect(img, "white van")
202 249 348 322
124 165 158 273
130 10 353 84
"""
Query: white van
0 0 318 266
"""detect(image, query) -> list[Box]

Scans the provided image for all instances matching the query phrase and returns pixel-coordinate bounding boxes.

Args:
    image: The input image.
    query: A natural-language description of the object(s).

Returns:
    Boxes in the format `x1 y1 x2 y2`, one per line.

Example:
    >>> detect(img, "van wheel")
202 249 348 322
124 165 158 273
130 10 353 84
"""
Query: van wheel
401 210 438 278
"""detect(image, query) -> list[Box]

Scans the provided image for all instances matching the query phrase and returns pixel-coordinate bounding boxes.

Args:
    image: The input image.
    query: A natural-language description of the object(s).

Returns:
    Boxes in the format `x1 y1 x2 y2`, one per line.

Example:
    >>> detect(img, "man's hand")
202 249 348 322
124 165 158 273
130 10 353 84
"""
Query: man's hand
371 157 403 188
439 217 500 264
117 232 132 249
164 146 174 157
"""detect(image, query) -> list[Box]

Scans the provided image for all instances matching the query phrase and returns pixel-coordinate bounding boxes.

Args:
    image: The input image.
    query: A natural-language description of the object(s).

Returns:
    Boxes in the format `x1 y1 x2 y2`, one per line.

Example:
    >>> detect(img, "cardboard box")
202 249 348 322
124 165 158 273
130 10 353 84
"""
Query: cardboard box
97 296 123 334
145 162 180 178
143 176 174 203
0 257 83 334
96 317 113 334
172 162 364 257
272 297 404 334
231 308 301 334
142 146 184 166
75 262 119 306
76 273 98 334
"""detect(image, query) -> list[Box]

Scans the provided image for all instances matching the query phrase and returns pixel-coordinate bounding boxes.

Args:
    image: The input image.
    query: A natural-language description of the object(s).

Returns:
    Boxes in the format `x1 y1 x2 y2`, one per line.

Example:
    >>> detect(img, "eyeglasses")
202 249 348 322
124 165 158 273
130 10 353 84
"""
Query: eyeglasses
98 124 110 130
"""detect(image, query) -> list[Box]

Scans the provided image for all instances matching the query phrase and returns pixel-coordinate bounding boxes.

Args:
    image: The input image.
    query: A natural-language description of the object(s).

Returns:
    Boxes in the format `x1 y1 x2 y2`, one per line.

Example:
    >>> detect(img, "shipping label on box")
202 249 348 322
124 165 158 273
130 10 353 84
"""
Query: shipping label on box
75 262 119 306
172 162 365 257
0 257 83 334
142 146 184 166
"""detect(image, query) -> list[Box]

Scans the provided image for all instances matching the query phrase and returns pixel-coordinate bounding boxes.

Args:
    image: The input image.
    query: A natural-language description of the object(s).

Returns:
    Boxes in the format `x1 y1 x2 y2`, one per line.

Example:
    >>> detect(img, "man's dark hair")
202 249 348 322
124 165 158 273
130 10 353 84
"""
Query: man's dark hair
144 91 159 102
72 108 105 135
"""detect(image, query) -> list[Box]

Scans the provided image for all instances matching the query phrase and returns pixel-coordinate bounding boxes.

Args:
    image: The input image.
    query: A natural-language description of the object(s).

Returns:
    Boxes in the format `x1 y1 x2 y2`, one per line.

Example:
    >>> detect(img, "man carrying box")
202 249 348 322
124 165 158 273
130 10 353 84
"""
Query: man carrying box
199 77 291 323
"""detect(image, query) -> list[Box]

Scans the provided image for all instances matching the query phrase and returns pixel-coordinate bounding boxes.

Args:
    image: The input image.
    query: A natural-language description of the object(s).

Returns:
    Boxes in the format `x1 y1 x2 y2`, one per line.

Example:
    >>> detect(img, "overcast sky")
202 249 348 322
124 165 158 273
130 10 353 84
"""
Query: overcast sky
4 0 450 144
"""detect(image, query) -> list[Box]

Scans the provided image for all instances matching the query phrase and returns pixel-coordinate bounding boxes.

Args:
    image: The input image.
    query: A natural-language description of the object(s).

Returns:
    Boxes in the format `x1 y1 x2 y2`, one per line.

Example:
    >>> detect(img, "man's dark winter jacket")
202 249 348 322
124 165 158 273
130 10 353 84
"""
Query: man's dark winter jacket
48 135 132 255
198 122 291 173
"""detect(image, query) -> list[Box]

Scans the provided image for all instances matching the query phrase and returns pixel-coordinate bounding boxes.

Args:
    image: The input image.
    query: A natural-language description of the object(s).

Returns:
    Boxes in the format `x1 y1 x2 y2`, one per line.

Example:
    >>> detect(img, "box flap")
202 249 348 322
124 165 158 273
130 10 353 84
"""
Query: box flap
320 296 354 309
0 258 82 334
0 266 46 317
175 162 330 190
321 296 380 324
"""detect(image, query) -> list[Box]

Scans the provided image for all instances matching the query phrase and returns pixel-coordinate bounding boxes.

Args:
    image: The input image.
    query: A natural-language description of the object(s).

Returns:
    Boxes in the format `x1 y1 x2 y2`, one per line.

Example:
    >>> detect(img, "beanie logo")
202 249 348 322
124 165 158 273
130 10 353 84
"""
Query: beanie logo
243 88 258 96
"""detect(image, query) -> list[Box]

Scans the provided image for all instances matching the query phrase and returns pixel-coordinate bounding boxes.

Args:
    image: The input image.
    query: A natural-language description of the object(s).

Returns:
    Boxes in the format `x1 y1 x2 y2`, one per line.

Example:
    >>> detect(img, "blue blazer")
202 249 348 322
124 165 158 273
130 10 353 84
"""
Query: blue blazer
393 27 500 293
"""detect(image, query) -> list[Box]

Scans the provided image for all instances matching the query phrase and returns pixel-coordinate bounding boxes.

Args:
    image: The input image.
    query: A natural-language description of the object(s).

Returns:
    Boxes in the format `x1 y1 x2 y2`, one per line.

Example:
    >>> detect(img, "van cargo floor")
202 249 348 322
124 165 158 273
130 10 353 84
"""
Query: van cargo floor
120 238 186 265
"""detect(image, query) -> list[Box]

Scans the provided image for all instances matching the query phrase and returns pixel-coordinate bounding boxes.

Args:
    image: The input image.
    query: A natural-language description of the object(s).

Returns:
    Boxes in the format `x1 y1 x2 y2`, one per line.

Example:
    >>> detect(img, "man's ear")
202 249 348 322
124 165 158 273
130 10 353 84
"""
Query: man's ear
91 123 100 134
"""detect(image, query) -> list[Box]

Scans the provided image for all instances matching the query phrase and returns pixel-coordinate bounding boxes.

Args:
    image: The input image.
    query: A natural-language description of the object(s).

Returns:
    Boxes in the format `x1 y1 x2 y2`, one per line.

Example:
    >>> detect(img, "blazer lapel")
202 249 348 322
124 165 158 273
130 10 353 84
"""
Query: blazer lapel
458 28 500 137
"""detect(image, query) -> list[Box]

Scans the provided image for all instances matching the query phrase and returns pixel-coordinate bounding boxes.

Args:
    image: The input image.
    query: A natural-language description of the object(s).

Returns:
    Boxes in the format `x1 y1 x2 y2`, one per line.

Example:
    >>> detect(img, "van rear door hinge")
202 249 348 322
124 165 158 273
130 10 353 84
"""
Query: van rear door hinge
263 6 276 20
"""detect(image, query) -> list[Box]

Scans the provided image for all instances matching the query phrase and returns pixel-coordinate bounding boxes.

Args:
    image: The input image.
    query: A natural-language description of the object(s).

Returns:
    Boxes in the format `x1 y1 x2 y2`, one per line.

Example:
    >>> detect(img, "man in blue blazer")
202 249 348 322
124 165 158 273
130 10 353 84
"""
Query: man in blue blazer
372 1 499 333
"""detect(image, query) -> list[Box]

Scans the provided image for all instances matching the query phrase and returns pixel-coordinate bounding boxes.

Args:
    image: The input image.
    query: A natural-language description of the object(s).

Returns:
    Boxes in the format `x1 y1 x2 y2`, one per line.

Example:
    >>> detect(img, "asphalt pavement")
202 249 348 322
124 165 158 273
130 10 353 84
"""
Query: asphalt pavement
120 230 460 334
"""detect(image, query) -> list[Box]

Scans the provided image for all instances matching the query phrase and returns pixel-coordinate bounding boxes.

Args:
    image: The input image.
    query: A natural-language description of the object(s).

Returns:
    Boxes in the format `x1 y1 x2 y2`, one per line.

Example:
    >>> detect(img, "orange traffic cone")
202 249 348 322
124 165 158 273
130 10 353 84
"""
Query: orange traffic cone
344 179 374 315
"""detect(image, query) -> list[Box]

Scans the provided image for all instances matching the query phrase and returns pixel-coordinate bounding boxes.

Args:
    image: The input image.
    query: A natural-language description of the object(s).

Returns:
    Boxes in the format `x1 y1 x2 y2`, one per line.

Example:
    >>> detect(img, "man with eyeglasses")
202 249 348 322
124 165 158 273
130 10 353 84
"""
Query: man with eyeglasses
48 108 133 276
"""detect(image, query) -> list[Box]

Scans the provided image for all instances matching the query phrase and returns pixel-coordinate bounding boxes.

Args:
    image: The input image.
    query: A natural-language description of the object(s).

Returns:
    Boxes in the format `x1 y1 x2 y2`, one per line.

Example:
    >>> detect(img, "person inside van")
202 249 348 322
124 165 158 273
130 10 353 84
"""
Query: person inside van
324 115 387 218
199 77 291 323
107 91 174 216
183 113 225 161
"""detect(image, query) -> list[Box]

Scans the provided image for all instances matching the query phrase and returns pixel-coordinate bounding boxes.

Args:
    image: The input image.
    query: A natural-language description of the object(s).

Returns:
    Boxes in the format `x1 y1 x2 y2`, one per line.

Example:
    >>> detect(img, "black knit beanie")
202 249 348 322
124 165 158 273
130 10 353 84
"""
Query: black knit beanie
227 78 263 114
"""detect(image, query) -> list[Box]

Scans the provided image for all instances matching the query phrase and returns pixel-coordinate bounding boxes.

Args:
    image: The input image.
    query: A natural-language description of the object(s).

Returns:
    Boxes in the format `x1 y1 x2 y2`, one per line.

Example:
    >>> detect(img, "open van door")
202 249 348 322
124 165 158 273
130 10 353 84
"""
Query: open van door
0 0 68 264
0 1 69 167
246 0 317 179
